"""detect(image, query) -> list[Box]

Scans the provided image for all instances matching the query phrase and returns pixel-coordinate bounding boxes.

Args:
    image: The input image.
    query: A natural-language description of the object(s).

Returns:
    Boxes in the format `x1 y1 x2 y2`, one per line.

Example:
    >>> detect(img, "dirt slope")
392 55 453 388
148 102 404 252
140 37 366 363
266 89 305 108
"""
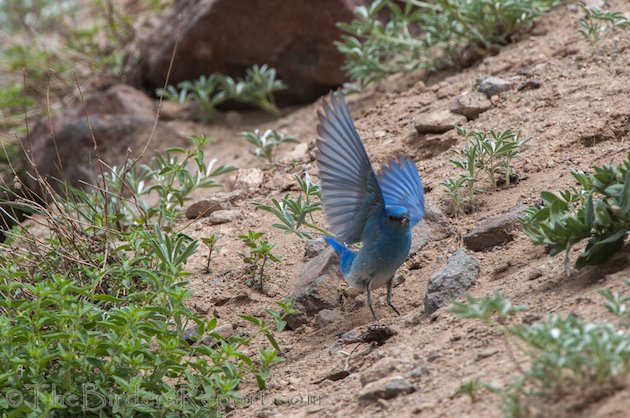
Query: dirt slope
174 2 630 417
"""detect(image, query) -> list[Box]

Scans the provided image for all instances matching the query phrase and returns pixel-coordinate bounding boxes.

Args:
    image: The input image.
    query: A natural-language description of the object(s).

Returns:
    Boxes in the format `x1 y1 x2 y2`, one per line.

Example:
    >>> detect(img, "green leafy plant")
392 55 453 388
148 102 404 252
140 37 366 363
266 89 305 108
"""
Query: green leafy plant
441 177 468 215
158 64 286 121
0 132 292 416
522 153 630 275
337 0 565 89
578 5 630 46
240 129 299 163
202 233 221 273
239 231 280 291
222 64 287 115
452 290 630 417
443 128 528 214
100 134 235 228
254 172 328 239
240 297 301 387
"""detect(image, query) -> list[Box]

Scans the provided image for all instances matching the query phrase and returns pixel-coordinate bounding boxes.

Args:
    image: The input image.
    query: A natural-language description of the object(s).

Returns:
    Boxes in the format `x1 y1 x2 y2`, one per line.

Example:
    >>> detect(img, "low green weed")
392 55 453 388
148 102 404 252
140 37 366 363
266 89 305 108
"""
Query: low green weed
442 128 528 214
239 231 281 291
452 289 630 417
240 129 299 163
254 172 327 239
202 233 221 273
522 153 630 275
0 130 293 416
158 64 286 121
579 5 630 46
337 0 565 89
99 134 235 228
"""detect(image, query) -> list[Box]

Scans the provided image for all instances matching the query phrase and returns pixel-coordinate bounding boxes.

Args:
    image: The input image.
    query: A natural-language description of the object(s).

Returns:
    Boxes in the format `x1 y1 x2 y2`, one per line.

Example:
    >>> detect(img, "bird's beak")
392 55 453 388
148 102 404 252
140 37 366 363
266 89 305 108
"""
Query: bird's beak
402 216 409 226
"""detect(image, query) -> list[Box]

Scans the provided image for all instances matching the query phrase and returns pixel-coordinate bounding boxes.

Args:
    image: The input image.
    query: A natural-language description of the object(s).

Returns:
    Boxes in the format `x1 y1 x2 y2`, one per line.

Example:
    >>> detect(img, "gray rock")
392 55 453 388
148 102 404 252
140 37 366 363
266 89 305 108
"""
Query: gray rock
208 209 241 224
476 348 499 360
185 190 243 219
360 358 404 386
450 91 492 120
330 324 397 354
313 368 351 384
358 375 416 401
283 142 309 162
463 205 524 251
414 110 467 134
424 248 480 314
478 76 513 97
409 361 429 378
315 308 342 328
236 168 264 192
528 266 545 280
409 205 453 256
305 237 327 258
285 248 341 329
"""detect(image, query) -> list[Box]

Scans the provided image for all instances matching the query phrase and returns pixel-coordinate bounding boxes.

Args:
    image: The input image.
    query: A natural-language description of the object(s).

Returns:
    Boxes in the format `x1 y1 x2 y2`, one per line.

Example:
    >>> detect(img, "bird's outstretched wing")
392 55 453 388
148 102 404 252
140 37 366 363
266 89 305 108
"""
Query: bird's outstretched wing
316 92 383 244
378 158 425 227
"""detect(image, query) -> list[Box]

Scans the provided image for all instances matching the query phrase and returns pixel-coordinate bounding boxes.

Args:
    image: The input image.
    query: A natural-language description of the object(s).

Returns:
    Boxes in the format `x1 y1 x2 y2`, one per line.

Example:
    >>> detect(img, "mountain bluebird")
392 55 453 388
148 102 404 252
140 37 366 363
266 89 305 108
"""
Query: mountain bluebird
316 92 425 320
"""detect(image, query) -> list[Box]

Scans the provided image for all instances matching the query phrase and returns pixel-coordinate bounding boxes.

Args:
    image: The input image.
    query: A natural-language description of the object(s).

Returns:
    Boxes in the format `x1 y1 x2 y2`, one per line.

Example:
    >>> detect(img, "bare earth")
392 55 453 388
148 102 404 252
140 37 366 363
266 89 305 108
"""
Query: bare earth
167 2 630 417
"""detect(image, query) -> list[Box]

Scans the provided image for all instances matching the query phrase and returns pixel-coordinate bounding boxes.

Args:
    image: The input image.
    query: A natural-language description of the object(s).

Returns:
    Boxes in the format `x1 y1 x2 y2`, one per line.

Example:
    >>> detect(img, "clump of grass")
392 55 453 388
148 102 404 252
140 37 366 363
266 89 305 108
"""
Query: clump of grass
158 64 286 121
442 128 529 214
240 129 299 163
452 289 630 417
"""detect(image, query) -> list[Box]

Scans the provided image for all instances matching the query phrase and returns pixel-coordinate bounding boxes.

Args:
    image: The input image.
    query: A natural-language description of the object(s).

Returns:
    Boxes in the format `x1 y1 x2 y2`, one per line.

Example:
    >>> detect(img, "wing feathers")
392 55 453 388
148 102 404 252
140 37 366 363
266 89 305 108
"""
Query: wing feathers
378 158 425 226
316 91 383 244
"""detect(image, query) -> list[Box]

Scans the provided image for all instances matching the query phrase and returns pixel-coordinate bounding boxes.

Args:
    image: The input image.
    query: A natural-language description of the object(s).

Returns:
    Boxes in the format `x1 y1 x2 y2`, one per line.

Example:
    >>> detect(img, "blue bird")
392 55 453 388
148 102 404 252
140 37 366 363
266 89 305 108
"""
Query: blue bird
316 92 425 320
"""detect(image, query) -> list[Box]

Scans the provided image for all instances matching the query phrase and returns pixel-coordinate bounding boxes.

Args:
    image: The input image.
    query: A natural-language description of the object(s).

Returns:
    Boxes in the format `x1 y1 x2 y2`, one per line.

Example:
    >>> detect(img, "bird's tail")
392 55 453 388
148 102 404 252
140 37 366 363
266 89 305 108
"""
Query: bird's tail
323 236 356 277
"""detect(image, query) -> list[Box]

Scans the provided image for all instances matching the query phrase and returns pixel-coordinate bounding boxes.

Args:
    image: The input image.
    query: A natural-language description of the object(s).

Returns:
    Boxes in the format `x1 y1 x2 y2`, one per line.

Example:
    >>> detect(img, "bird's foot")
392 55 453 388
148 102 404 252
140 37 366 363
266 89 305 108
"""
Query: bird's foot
388 301 401 316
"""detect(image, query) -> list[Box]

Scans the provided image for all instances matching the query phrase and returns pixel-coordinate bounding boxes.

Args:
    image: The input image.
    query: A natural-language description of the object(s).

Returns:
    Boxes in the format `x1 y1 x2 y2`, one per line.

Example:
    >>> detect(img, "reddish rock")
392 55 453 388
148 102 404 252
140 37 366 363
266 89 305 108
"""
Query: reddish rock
125 0 365 104
21 84 184 191
463 205 525 252
80 84 156 117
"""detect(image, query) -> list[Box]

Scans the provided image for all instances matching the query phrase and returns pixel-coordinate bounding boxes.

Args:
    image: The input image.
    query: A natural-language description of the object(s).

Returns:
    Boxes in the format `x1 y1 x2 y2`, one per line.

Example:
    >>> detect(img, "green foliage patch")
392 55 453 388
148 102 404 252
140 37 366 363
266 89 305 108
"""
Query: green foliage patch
442 128 529 214
0 134 296 416
452 288 630 417
337 0 565 89
158 65 286 121
523 153 630 275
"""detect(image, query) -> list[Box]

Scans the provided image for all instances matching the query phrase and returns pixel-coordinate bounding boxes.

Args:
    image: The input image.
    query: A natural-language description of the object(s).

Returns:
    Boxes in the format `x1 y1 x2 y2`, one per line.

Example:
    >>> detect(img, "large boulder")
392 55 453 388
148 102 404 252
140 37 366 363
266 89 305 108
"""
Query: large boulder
21 84 184 191
124 0 364 104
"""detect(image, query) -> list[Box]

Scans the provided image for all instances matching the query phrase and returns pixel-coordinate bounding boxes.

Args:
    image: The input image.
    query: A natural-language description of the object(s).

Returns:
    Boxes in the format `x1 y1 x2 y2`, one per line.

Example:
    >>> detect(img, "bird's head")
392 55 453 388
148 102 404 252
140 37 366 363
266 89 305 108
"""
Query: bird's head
384 205 410 228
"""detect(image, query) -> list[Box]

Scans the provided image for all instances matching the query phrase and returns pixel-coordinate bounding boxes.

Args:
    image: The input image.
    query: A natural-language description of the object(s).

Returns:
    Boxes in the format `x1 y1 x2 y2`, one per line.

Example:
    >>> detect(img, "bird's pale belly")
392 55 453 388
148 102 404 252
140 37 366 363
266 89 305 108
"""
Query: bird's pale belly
345 238 411 290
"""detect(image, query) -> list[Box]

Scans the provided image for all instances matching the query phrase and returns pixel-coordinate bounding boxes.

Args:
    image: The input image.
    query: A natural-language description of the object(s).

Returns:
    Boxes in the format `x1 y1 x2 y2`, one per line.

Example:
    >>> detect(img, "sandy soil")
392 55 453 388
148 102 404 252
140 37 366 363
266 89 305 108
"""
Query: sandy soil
163 2 630 417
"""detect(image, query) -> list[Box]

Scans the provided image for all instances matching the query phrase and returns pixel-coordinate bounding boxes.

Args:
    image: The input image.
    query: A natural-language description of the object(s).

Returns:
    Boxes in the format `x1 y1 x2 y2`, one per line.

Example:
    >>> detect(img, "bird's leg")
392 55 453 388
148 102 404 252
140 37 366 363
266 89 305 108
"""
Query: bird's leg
387 276 401 316
366 280 378 321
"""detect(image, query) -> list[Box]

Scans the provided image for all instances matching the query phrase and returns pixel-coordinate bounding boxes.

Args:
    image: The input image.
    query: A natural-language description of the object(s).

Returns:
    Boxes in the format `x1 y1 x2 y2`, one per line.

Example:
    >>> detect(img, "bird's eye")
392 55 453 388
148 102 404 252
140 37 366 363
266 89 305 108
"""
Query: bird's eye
388 215 398 221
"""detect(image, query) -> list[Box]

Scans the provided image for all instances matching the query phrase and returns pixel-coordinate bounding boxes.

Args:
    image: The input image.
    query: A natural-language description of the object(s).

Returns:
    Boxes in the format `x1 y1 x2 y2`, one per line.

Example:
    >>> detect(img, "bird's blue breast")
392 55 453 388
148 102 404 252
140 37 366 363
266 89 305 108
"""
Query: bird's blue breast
345 215 412 290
